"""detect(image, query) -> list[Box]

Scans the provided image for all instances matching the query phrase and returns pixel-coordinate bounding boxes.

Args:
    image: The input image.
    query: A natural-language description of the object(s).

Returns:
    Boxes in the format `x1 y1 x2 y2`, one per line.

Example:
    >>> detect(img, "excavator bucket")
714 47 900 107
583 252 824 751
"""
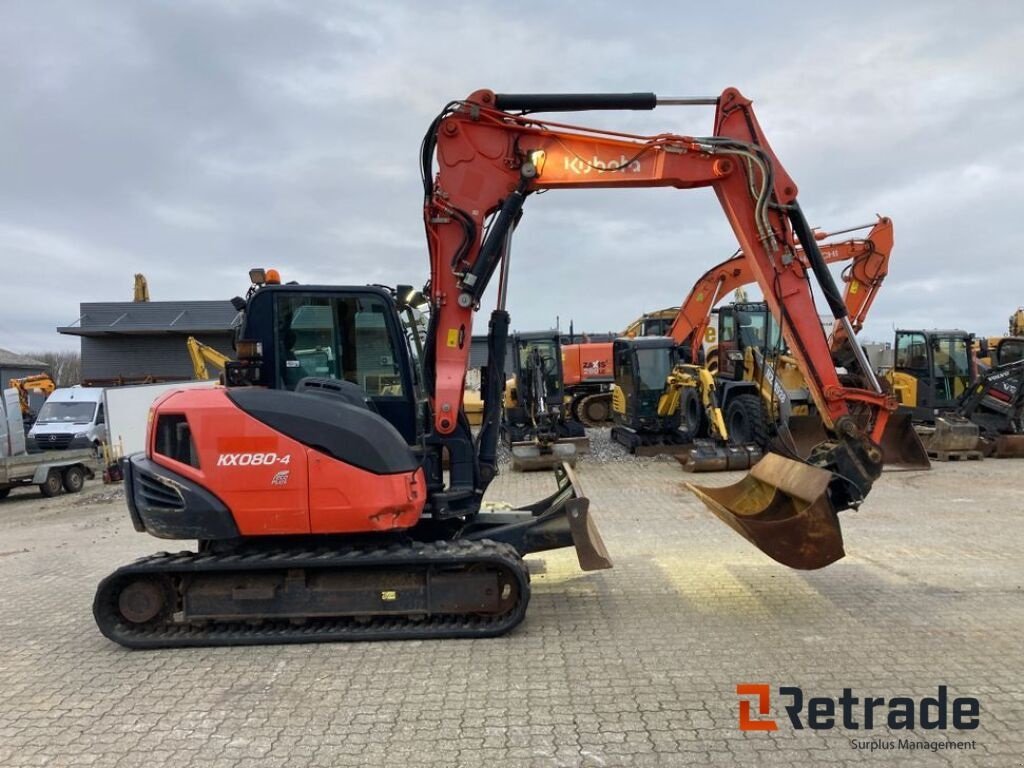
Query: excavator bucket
686 453 844 570
777 415 830 459
921 416 979 454
878 412 932 470
987 434 1024 458
510 437 588 472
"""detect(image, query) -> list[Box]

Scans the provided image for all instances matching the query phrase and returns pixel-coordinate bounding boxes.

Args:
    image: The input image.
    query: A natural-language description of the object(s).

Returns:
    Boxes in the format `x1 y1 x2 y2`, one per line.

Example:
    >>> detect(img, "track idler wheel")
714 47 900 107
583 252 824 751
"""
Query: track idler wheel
686 453 845 570
578 393 612 426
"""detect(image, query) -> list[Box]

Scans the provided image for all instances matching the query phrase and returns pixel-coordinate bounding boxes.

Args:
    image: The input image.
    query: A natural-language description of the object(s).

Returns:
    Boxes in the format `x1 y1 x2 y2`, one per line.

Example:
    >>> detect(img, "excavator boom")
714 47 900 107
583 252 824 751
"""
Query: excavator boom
423 88 908 568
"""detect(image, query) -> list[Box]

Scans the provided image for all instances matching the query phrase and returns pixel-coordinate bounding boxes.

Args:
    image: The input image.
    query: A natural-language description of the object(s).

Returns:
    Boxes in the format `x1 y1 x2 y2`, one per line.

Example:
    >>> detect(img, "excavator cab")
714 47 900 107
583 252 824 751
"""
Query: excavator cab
888 330 975 420
229 284 422 445
610 337 691 454
716 302 782 380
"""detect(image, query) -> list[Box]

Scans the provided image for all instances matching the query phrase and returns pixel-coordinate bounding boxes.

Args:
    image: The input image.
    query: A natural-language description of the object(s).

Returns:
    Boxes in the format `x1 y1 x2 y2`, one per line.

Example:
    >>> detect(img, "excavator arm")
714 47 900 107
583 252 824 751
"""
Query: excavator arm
422 88 906 567
9 373 56 417
186 336 231 381
668 216 894 359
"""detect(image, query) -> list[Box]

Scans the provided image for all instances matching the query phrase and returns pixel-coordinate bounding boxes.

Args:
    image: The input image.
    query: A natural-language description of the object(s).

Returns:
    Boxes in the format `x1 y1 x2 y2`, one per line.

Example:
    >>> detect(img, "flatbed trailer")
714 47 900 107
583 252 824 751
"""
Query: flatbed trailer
0 449 99 499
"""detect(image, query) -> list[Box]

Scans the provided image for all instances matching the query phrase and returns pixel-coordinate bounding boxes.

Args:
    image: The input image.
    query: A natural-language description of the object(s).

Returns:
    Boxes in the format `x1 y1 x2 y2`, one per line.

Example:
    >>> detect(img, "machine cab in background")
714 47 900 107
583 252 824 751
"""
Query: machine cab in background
715 302 783 380
611 337 680 433
231 285 421 445
888 329 975 420
509 331 566 416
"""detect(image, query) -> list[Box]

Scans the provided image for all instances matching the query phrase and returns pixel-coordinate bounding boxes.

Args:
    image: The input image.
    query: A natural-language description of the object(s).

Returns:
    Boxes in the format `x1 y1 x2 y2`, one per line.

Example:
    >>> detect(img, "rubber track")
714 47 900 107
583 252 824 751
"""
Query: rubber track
93 539 529 649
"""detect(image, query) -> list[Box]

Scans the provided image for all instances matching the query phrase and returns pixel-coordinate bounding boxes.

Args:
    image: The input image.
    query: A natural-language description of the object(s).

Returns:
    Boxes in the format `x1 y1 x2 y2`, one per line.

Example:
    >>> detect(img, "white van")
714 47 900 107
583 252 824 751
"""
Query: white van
27 387 106 451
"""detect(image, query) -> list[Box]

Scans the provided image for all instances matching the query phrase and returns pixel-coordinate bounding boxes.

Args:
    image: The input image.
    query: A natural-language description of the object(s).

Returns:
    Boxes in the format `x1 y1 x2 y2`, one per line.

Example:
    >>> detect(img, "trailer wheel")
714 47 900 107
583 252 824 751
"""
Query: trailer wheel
39 470 63 498
62 465 86 494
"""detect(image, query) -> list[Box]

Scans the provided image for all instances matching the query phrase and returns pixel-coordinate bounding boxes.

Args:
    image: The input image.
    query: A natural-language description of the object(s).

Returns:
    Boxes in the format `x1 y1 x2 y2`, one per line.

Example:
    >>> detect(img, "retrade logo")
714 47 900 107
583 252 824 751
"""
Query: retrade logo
736 684 979 732
736 684 777 731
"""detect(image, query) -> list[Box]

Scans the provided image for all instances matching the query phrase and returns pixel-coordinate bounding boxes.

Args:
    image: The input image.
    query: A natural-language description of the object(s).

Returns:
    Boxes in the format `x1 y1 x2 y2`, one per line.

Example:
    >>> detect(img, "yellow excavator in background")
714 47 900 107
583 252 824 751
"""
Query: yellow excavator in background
186 336 231 381
9 373 57 427
133 274 150 302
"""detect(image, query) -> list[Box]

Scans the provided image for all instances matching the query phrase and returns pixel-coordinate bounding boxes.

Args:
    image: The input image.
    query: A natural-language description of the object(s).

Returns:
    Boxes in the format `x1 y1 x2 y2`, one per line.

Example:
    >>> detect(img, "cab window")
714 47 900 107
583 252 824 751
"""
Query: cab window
895 332 928 371
275 294 404 396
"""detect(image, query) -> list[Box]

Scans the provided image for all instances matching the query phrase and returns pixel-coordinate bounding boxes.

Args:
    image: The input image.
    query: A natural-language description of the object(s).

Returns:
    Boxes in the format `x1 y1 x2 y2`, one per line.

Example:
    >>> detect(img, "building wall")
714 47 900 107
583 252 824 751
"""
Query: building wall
1 364 49 388
81 333 235 382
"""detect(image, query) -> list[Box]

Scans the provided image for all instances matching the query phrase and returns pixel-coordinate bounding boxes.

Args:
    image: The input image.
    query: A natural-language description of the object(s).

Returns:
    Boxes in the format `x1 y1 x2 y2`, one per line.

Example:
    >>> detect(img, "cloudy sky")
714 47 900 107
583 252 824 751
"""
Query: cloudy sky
2 1 1022 353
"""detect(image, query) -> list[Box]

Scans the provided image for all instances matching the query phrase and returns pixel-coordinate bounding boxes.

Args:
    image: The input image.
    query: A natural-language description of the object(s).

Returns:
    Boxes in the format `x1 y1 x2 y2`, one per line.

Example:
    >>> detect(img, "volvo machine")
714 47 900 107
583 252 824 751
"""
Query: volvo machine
887 329 1024 457
95 88 916 648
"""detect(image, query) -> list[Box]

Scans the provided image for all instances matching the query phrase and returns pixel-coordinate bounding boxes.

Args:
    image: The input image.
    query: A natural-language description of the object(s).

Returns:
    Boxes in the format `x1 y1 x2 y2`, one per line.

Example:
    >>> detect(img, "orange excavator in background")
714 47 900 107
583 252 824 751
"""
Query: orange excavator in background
95 88 917 649
565 216 895 426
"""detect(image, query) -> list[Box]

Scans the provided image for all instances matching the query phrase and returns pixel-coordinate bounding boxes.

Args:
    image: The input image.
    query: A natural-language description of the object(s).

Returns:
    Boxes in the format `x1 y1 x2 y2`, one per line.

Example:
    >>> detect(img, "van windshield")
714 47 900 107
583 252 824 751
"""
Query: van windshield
36 401 97 424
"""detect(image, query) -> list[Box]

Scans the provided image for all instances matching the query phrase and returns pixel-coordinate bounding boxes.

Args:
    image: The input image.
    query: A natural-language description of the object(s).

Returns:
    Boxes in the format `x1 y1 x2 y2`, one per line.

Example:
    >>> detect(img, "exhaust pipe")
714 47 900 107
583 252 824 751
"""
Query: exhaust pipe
686 453 845 570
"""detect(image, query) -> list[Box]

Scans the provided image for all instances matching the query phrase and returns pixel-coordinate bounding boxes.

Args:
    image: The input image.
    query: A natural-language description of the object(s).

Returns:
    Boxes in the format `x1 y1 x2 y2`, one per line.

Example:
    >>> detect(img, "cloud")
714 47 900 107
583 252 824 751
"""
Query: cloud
1 0 1022 359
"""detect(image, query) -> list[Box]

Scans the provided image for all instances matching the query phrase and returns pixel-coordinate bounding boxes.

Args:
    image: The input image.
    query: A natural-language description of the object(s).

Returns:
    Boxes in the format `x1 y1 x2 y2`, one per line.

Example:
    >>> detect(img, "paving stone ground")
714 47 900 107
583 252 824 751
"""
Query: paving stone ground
0 457 1021 767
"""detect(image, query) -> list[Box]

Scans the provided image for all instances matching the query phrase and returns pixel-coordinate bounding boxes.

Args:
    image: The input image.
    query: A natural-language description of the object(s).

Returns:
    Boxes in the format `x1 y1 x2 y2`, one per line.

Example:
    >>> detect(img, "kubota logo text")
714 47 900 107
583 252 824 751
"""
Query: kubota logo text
563 155 642 175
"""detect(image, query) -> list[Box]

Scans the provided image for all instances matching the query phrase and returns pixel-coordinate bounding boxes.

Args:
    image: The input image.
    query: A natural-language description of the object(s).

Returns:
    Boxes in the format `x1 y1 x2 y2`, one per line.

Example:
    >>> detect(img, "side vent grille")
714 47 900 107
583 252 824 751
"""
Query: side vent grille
137 472 185 511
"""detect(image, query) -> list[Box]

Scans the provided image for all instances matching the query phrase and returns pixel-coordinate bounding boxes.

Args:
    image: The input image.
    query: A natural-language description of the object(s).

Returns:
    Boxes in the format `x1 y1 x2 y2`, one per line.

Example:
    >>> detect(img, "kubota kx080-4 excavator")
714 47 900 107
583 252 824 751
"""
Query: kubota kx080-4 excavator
95 88 916 649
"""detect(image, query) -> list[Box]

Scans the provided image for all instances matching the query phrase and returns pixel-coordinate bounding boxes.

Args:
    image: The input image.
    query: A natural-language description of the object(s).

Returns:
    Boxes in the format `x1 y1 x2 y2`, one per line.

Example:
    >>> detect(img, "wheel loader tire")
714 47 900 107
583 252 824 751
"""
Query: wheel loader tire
679 387 706 441
577 393 612 426
724 394 770 449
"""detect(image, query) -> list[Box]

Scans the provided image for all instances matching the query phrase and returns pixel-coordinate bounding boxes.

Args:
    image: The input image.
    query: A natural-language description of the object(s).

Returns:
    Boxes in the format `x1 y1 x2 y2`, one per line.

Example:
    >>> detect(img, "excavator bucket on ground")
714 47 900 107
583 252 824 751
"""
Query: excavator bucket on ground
777 413 930 471
919 416 979 454
988 435 1024 457
510 437 589 472
877 412 932 469
686 453 845 570
778 415 830 459
677 439 762 472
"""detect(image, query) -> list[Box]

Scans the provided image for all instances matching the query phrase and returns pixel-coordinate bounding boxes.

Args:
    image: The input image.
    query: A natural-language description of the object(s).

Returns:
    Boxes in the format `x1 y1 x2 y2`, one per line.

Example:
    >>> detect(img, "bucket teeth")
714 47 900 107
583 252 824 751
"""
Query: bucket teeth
686 453 845 570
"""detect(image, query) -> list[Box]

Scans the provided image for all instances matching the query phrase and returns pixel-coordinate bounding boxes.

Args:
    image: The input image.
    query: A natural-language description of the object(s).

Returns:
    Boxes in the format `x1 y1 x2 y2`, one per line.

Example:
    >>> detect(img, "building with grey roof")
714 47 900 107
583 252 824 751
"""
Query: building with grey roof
0 348 50 388
58 301 237 384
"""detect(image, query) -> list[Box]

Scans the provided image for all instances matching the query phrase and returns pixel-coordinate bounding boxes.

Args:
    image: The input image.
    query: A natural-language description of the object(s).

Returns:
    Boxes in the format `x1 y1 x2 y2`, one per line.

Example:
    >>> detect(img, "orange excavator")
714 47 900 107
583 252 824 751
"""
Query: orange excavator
564 216 895 426
94 88 916 649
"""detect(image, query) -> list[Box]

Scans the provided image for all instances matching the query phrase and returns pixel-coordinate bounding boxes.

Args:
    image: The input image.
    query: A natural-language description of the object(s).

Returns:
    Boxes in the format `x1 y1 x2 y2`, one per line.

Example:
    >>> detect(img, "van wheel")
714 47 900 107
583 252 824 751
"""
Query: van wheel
40 471 63 498
62 466 86 493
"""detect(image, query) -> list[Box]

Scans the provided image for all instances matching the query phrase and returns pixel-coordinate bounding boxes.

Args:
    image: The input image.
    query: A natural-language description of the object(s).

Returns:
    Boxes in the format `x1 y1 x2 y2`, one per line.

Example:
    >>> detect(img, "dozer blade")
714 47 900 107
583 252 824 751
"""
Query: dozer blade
686 453 844 570
878 412 932 470
559 463 611 571
497 462 612 570
510 440 579 472
924 416 979 454
990 434 1024 458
